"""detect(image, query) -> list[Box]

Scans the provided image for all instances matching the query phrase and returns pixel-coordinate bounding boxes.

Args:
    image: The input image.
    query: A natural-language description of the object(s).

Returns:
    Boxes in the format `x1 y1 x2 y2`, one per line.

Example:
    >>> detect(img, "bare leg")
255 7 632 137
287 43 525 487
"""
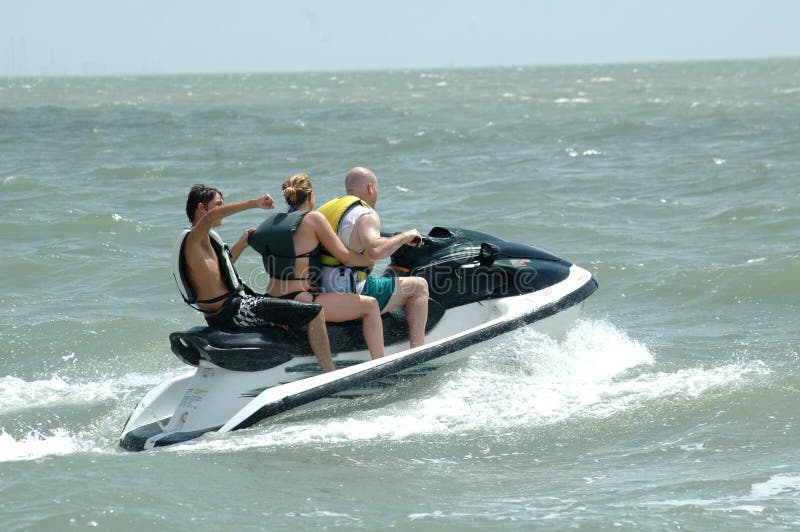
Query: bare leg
315 292 385 359
306 312 335 372
360 299 385 359
404 278 429 348
295 292 335 372
380 277 429 348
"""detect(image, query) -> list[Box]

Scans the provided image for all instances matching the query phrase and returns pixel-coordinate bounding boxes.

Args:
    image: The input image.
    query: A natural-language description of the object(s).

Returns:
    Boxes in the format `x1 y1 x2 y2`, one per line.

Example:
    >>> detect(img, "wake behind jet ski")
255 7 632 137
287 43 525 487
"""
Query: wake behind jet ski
119 226 597 451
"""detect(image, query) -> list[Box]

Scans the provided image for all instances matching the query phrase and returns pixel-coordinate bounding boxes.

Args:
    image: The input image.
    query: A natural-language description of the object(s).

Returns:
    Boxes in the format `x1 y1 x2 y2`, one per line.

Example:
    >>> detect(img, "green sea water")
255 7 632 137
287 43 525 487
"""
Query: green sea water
1 58 799 530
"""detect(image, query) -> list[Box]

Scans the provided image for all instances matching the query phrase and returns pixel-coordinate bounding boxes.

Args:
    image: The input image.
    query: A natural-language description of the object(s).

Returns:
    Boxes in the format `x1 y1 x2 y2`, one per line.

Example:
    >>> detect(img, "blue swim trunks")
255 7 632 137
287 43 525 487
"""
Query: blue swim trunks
362 276 396 311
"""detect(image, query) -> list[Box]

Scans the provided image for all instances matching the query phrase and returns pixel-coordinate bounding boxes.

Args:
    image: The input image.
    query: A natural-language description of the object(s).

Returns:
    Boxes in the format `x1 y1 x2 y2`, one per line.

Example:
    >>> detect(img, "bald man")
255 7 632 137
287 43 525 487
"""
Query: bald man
317 167 429 348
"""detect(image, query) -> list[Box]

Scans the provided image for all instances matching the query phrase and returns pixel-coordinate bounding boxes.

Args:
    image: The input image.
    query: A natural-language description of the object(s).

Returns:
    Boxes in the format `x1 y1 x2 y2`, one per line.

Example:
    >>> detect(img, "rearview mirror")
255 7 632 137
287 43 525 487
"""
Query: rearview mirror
479 242 500 266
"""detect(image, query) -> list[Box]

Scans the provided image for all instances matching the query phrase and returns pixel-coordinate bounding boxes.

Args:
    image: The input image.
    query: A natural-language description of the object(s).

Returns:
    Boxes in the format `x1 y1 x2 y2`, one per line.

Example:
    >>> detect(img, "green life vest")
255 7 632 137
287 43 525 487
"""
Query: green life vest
248 210 321 283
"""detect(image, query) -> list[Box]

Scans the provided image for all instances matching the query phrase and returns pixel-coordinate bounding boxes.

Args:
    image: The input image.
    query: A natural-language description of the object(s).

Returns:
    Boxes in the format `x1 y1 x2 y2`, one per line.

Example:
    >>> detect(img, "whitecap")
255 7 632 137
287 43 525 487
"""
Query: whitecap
751 474 800 498
0 372 172 415
554 98 591 104
729 505 765 514
0 428 79 462
642 472 800 515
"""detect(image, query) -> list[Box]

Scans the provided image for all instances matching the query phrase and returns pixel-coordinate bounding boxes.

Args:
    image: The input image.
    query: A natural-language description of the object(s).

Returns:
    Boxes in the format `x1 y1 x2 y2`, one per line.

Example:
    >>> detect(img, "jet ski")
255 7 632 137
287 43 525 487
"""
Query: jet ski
119 226 598 451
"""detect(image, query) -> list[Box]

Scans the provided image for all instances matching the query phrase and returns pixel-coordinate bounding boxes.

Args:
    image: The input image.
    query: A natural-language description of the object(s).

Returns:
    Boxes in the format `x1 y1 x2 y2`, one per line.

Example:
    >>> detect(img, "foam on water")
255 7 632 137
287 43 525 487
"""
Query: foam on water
0 370 184 462
0 372 169 415
0 320 774 460
0 428 80 462
177 319 769 454
751 473 800 498
640 473 800 519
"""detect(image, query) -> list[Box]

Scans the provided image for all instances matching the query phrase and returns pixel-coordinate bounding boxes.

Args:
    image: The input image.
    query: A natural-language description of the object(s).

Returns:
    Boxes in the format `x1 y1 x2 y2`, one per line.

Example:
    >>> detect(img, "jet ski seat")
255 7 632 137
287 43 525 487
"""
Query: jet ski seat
169 298 446 372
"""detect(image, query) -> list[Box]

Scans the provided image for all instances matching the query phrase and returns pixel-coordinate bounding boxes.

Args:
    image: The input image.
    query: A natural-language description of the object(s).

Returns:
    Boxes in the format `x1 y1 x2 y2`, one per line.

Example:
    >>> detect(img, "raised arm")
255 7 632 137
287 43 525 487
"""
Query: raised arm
356 212 421 260
187 194 274 247
306 211 374 268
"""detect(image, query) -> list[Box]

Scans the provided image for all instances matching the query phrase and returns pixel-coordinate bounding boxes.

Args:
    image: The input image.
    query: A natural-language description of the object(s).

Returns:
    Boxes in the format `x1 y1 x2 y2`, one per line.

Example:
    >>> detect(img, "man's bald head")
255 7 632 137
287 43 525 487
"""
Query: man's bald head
345 167 379 207
345 167 376 193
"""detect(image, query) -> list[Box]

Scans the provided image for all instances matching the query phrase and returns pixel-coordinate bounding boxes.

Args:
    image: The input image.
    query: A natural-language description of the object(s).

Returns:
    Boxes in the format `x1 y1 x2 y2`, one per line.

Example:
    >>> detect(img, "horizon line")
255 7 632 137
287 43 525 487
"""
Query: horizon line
1 54 798 81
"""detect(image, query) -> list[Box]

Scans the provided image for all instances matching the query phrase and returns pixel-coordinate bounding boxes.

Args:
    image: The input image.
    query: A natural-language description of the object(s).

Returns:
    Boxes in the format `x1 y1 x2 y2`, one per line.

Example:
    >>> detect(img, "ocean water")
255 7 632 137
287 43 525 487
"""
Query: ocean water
2 58 799 530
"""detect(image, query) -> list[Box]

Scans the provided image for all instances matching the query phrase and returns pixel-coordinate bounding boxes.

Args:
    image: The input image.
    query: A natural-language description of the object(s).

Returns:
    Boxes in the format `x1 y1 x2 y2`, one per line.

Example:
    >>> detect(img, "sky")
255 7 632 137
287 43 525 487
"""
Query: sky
2 0 800 77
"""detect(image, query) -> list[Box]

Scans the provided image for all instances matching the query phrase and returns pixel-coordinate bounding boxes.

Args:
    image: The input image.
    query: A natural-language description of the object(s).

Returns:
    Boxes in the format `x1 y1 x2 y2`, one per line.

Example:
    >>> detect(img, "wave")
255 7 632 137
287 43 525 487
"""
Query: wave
0 368 180 415
0 372 166 415
751 473 800 498
0 319 775 460
0 428 80 462
0 370 184 462
1 174 43 191
175 319 769 454
640 473 800 518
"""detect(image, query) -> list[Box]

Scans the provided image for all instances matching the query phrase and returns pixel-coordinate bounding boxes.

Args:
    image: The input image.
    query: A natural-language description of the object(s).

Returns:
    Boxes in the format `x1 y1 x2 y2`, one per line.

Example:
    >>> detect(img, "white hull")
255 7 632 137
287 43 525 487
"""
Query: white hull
121 265 595 451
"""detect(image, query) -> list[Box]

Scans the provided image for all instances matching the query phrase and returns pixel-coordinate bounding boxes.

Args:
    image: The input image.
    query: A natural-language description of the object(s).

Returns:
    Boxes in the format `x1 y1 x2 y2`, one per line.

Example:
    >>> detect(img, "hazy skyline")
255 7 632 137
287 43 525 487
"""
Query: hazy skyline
3 1 800 77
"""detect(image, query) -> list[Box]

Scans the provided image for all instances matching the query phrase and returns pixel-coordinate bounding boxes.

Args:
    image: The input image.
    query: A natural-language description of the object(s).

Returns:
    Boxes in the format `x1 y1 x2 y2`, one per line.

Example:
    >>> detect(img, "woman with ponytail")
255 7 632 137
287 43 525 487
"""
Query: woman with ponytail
248 173 385 359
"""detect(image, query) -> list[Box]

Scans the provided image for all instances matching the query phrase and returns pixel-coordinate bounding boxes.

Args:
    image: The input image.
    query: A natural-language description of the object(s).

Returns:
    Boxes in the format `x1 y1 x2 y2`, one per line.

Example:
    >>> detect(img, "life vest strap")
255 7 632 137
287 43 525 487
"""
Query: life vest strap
196 290 236 305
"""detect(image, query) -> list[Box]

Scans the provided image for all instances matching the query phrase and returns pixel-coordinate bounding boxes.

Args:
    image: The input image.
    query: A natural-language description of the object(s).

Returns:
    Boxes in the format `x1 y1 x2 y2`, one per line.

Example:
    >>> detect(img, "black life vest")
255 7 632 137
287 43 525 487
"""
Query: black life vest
248 210 322 284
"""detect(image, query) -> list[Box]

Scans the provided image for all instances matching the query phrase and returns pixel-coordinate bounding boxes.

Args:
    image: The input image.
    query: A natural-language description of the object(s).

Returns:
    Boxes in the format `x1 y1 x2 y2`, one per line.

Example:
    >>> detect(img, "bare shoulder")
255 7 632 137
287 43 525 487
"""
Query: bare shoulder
305 211 336 236
304 210 328 226
184 225 209 247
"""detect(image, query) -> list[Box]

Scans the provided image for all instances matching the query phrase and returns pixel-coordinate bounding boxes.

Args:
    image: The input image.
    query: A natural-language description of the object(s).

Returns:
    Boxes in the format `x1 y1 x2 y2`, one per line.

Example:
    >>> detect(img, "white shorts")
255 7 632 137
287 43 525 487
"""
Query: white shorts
320 266 366 294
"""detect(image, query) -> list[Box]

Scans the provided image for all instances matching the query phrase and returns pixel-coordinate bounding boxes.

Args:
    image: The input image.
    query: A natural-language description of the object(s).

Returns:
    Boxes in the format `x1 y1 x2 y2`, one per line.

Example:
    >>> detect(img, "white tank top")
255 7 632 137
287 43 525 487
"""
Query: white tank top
338 204 372 251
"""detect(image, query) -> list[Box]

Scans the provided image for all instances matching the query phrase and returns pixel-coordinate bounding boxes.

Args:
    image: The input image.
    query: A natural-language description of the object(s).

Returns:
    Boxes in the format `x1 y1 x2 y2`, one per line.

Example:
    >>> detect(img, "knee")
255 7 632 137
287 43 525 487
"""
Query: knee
294 292 313 303
415 277 429 298
363 296 380 316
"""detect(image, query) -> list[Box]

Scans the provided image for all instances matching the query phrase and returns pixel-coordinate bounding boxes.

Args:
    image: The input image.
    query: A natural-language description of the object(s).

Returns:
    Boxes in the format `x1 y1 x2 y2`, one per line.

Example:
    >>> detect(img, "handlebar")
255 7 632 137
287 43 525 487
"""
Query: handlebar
380 231 432 248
